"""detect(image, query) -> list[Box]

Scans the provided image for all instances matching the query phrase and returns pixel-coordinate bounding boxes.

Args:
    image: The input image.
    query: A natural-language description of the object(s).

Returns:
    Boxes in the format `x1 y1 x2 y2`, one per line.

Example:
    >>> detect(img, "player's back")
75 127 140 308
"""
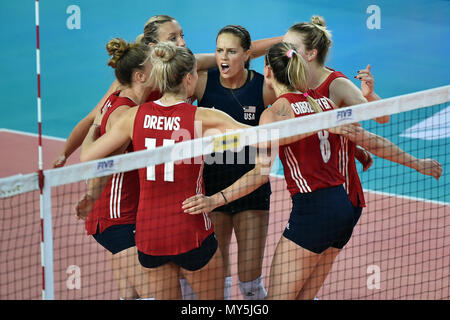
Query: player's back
278 91 345 197
132 100 213 256
314 69 365 208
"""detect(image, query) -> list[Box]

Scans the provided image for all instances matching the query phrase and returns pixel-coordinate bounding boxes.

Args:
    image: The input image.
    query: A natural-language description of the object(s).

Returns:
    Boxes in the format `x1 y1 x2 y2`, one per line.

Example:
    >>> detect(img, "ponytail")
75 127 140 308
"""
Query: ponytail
266 42 322 113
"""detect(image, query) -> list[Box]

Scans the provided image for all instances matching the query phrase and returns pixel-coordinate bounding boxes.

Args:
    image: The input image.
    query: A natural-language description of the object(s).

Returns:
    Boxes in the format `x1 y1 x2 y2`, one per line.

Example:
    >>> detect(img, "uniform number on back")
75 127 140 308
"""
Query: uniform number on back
145 138 175 182
318 130 331 163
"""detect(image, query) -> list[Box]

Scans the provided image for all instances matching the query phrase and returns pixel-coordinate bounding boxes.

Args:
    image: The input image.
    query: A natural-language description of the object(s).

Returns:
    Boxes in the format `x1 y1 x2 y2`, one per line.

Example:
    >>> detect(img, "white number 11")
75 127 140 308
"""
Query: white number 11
145 138 175 182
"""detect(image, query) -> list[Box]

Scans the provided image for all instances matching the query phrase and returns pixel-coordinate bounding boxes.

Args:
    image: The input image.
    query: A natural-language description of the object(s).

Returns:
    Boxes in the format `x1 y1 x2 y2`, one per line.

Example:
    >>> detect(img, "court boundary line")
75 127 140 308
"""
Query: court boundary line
0 128 66 142
1 128 448 206
270 173 449 206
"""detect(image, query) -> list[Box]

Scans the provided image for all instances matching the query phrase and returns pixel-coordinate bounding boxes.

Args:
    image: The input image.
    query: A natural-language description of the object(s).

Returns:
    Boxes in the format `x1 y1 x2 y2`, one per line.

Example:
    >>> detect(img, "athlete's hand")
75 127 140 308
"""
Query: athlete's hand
328 124 358 136
416 158 443 180
52 153 67 168
355 64 374 99
182 194 217 215
75 194 95 220
355 146 373 172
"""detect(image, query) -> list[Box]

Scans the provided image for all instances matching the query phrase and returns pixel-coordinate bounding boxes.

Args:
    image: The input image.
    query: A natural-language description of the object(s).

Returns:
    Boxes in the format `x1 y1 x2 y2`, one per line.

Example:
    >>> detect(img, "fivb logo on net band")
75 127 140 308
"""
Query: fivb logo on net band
336 108 354 124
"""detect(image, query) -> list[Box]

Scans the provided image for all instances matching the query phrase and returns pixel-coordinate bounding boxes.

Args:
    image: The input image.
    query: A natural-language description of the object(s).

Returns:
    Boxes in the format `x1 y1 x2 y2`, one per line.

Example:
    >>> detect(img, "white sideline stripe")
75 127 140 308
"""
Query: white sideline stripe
0 128 66 142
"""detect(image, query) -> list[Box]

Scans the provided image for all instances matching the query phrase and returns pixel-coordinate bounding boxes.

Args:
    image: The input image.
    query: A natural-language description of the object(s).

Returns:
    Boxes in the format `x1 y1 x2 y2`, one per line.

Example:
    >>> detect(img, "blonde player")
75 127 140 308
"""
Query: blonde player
80 42 254 299
182 42 442 299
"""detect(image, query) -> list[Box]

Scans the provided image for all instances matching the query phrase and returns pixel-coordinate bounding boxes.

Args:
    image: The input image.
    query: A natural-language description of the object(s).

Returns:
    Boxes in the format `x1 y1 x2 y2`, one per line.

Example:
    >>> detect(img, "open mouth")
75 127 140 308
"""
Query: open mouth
220 63 230 74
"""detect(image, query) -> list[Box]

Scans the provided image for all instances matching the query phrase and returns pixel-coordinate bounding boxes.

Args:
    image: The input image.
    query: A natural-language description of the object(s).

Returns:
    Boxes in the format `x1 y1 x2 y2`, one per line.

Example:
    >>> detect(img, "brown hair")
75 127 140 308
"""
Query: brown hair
288 15 332 66
216 25 252 69
149 42 196 93
106 38 150 86
265 42 322 113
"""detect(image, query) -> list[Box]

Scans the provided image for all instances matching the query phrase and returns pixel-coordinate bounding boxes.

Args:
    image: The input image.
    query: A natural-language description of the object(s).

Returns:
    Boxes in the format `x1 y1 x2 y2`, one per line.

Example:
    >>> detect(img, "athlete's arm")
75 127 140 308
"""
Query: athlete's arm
196 107 250 136
182 148 272 215
75 175 110 220
52 79 121 167
329 124 443 180
354 145 373 172
80 108 135 162
330 76 389 124
249 36 283 59
182 98 317 214
354 64 387 123
195 54 216 71
76 104 132 220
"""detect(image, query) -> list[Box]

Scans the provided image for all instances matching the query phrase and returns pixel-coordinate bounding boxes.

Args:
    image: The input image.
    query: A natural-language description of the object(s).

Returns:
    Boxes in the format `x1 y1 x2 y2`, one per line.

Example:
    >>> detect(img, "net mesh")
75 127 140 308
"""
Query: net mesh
0 86 448 300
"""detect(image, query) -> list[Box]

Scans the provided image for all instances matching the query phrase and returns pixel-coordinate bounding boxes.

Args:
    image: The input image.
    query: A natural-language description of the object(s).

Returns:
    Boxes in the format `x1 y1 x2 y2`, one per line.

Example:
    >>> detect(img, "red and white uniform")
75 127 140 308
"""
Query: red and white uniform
279 91 345 197
85 91 140 235
314 70 366 208
132 100 212 256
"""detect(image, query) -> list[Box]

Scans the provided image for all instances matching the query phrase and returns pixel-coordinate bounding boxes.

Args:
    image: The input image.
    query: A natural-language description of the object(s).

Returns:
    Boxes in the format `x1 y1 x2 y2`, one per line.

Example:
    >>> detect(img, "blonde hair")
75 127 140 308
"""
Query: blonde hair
149 42 196 93
265 42 322 113
106 38 150 86
288 15 332 65
143 15 176 45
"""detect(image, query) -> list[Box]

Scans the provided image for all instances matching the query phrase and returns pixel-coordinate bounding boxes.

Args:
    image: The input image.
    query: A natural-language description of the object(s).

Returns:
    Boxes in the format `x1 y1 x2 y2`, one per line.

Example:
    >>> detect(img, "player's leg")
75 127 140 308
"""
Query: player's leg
109 251 138 299
181 234 224 300
116 246 155 299
93 224 140 299
141 262 181 300
296 203 361 299
137 251 182 300
295 247 340 300
210 211 234 298
266 235 322 300
183 248 224 300
233 209 269 299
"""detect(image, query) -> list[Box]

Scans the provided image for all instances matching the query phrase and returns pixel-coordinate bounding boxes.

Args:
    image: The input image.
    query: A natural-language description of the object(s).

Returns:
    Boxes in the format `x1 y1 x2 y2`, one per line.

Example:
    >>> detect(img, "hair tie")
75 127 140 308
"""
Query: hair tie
303 92 309 98
286 49 296 59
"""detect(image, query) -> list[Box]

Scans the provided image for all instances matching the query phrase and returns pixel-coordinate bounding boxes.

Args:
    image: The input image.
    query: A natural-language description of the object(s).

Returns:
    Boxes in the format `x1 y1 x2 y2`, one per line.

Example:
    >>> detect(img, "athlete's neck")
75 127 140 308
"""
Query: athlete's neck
159 92 188 106
120 84 152 105
272 82 300 98
307 62 333 90
220 68 248 90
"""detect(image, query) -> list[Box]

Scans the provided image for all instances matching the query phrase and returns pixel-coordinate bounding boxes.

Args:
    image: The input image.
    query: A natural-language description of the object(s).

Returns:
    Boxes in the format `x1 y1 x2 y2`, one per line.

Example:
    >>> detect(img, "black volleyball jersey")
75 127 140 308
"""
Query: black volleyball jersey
199 68 270 198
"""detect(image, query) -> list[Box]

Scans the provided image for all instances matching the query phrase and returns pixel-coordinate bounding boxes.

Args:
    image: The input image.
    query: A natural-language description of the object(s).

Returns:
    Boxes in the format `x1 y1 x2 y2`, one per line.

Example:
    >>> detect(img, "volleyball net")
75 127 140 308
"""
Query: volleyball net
0 85 448 300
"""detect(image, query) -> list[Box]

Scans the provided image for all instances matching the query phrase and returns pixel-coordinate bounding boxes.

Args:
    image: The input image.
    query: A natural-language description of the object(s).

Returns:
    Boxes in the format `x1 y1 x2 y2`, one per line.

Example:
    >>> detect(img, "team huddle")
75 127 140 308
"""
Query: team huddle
54 15 443 300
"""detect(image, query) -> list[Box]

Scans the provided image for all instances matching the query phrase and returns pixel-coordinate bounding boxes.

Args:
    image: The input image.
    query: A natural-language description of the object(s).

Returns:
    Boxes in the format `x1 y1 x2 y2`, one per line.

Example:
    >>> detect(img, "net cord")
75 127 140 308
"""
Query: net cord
45 84 450 188
0 85 448 195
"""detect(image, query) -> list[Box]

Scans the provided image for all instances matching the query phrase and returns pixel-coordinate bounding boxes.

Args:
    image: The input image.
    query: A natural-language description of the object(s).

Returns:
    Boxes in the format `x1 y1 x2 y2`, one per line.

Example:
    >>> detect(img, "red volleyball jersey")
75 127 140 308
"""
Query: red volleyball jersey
85 91 140 235
132 100 212 256
145 90 163 102
314 69 366 208
279 91 345 197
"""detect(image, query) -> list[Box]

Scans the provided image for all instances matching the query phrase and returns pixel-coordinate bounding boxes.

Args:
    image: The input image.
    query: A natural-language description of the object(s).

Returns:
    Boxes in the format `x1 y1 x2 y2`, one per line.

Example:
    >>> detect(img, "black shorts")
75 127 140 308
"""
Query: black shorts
282 185 358 254
137 233 218 271
92 224 136 255
214 183 271 214
203 159 271 214
352 205 363 228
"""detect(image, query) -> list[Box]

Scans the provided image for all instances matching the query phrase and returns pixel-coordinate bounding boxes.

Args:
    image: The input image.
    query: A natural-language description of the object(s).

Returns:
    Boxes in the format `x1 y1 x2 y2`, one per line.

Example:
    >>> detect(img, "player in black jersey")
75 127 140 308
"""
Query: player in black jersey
192 25 278 300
